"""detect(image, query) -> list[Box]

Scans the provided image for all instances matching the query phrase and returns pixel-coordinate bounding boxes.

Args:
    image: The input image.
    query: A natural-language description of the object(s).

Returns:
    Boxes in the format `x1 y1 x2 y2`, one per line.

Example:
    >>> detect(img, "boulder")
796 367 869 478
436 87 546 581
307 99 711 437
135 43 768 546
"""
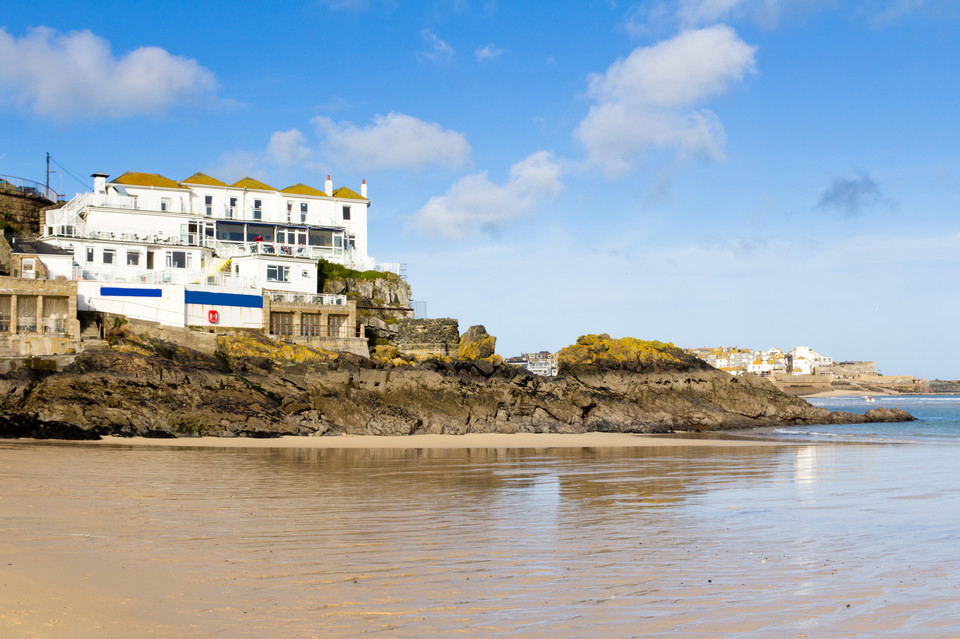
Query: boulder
457 325 496 360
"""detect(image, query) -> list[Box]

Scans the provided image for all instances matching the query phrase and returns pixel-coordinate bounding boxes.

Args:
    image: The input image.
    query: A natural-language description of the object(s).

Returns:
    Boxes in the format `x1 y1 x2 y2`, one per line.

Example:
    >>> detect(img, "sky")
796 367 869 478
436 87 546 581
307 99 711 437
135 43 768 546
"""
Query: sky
2 0 960 377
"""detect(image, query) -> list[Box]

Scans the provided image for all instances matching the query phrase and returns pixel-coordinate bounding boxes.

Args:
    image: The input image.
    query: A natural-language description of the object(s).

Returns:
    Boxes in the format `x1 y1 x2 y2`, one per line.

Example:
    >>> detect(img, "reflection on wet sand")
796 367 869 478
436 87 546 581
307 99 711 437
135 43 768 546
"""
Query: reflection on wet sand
1 440 958 637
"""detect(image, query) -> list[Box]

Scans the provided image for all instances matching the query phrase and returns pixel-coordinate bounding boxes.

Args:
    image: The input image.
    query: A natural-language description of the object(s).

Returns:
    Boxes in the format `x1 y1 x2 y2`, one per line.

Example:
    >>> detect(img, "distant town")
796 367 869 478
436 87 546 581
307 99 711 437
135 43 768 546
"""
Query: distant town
506 344 942 396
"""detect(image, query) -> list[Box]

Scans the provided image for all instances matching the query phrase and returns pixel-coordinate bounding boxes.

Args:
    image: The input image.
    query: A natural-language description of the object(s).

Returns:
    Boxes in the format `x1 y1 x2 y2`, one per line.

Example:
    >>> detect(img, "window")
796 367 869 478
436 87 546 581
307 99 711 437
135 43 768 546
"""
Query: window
267 264 290 282
300 202 307 223
86 247 94 262
286 201 293 222
342 206 351 221
161 197 171 212
126 251 140 266
205 195 213 216
228 197 237 219
166 251 191 269
253 199 262 220
328 314 347 338
301 313 322 337
103 249 116 265
270 312 293 336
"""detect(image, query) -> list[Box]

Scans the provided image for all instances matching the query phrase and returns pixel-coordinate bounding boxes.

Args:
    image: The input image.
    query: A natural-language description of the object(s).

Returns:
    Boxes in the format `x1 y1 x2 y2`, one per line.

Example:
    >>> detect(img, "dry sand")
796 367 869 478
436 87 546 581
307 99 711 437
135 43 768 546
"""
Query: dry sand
800 390 893 398
88 431 788 449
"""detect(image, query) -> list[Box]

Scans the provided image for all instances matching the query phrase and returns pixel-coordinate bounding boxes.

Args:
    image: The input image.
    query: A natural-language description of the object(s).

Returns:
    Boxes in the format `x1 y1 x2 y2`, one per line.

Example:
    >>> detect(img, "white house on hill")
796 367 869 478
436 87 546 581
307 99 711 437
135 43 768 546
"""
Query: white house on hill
35 171 398 344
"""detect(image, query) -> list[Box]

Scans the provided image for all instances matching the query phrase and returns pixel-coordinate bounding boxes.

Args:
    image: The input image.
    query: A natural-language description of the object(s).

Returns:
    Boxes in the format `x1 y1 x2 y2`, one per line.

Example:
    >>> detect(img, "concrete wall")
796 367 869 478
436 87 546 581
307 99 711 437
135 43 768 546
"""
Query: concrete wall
78 281 187 327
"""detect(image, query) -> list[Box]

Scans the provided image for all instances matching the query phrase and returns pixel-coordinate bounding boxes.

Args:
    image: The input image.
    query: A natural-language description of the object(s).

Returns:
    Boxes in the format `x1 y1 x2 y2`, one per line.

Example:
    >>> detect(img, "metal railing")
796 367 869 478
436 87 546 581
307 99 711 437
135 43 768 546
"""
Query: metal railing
269 323 357 338
267 292 347 306
229 241 343 260
0 173 58 200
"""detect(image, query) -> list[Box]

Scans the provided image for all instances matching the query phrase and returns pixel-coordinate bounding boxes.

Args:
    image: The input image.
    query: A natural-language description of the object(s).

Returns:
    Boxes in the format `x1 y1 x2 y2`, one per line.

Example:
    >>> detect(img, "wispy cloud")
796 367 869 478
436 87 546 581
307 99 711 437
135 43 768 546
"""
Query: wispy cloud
267 129 313 166
315 0 398 12
816 172 890 216
409 151 564 239
474 43 504 61
625 0 953 32
418 30 454 64
312 112 471 171
575 25 756 176
0 26 217 121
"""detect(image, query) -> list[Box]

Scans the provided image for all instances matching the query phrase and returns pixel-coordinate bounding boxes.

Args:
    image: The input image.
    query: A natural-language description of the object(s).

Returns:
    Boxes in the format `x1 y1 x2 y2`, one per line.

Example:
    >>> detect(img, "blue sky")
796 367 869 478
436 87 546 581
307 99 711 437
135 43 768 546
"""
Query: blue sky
3 1 960 377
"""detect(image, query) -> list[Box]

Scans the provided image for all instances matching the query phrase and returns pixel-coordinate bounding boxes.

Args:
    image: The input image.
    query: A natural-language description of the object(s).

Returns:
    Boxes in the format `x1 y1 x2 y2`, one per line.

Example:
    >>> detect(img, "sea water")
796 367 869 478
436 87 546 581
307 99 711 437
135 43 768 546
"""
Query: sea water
762 394 960 443
2 401 960 637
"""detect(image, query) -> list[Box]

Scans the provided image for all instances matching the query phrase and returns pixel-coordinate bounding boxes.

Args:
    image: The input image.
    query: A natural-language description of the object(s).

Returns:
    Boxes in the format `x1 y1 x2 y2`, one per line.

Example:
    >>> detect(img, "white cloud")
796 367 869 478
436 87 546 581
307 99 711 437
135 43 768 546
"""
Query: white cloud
267 129 312 166
417 30 454 64
409 151 564 240
575 25 755 175
312 112 471 170
627 1 949 30
475 43 504 61
0 26 216 121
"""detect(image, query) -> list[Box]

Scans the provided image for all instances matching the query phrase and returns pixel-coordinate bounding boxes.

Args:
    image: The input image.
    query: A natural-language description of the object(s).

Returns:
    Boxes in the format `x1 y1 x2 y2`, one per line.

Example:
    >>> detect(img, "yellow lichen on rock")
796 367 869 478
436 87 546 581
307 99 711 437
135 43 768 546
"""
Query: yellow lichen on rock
217 331 337 364
372 345 399 361
557 334 699 373
457 325 496 360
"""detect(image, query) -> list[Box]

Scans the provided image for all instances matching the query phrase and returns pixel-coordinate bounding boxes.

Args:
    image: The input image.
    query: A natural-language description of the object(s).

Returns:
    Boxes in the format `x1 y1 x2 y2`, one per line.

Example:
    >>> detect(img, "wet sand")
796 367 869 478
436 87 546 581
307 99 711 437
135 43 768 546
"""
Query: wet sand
91 431 787 449
3 437 958 637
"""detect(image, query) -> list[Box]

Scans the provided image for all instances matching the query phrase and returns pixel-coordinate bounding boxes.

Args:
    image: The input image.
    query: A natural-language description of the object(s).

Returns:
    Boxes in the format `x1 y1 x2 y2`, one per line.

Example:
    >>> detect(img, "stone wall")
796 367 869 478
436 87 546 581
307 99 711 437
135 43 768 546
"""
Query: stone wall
824 361 877 378
0 276 81 356
0 188 55 238
392 318 460 356
395 318 459 344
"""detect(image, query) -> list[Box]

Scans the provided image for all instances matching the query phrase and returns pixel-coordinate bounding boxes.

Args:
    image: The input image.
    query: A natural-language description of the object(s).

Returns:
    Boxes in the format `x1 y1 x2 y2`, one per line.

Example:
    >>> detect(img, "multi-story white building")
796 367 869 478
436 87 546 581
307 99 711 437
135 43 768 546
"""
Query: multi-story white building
788 346 833 375
506 351 559 377
36 171 396 341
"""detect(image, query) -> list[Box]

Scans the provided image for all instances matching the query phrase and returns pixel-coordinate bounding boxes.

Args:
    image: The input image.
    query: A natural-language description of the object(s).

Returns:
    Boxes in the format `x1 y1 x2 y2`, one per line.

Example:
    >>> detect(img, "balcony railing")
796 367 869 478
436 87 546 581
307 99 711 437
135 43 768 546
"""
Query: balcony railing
71 267 256 289
267 292 347 306
230 241 343 260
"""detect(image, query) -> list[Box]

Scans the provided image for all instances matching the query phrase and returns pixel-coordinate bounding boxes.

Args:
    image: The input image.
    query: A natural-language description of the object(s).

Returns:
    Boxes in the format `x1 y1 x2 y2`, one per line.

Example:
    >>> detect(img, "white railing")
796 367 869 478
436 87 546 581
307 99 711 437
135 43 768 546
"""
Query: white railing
229 241 344 260
72 266 260 290
267 292 347 306
373 263 402 275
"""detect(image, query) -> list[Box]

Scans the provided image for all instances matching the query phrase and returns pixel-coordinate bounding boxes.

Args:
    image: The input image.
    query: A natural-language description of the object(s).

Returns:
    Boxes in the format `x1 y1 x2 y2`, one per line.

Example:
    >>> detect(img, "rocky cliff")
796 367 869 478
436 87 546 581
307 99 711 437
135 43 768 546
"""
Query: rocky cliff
0 332 914 440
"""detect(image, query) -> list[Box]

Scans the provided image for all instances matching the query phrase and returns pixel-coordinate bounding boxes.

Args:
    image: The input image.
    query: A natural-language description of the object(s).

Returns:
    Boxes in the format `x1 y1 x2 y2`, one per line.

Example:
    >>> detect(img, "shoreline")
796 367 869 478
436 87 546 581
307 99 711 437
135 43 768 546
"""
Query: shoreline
800 390 895 398
7 432 792 449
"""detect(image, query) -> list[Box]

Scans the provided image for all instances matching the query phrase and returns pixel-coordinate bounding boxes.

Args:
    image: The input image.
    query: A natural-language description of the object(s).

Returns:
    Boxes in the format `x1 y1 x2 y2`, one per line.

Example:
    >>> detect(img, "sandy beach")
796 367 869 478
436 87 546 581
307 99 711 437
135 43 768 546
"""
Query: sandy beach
800 390 894 398
4 427 957 637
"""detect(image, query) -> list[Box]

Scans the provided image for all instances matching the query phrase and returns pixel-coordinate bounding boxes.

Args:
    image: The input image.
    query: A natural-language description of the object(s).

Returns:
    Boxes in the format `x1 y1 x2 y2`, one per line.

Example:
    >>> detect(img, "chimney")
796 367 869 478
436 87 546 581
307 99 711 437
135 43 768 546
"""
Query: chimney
324 175 333 197
91 172 109 194
361 178 367 199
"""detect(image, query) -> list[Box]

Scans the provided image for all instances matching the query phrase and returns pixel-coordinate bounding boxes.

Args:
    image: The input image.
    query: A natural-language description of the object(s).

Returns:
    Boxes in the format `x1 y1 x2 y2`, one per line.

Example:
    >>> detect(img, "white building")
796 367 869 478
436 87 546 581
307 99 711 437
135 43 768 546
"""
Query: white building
37 171 397 336
788 346 833 375
507 351 559 377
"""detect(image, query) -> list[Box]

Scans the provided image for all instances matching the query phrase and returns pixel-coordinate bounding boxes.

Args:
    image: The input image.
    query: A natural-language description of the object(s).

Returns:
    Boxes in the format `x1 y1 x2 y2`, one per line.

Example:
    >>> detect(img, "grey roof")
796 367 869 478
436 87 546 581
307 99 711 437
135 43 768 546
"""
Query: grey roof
9 240 73 256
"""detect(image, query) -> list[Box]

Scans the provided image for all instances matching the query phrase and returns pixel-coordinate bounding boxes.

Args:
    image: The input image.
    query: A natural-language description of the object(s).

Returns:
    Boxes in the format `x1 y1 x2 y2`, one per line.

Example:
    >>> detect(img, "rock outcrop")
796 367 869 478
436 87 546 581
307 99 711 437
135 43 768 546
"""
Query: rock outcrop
0 332 914 440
